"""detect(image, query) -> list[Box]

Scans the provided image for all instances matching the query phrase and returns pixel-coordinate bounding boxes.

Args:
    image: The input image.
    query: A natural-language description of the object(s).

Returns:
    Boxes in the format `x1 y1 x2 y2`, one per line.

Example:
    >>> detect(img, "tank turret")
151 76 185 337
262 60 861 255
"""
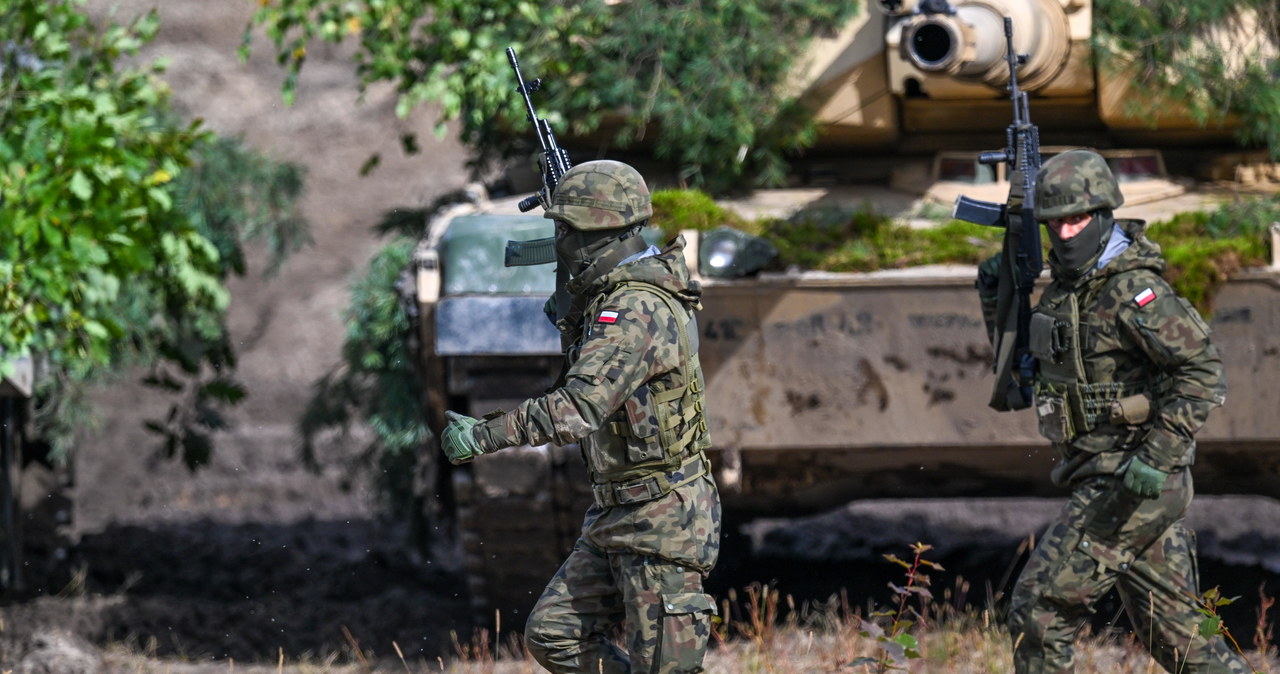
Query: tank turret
882 0 1081 94
794 0 1269 159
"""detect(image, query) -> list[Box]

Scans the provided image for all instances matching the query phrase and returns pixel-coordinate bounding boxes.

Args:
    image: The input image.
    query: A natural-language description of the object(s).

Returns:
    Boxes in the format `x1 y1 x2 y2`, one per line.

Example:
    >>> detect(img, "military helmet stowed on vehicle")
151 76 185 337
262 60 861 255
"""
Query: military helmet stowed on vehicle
1033 149 1125 221
543 160 653 231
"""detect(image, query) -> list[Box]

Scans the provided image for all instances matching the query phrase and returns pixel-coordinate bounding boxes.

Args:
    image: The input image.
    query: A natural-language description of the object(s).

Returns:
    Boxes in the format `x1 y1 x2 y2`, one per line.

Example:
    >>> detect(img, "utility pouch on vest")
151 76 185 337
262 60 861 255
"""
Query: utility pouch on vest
1108 393 1152 426
1028 312 1058 362
1035 387 1073 444
618 393 665 464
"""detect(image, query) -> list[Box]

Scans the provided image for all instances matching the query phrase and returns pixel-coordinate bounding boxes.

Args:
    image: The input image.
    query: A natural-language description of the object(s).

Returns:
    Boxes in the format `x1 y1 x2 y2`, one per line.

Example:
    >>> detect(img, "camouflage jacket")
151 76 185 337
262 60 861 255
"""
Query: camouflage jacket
1037 218 1226 484
475 237 711 487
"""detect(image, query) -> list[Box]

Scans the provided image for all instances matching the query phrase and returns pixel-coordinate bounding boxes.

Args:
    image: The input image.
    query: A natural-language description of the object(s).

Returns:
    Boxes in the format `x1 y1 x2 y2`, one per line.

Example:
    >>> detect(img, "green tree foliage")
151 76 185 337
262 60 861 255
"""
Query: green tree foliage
0 1 309 465
1 3 214 376
134 137 311 469
1096 1 1280 155
246 0 859 191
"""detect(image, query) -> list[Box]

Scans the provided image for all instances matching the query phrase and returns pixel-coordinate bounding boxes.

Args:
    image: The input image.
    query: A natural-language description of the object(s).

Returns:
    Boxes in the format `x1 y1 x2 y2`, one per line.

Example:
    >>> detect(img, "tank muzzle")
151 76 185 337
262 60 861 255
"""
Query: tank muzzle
904 17 967 72
891 0 1072 92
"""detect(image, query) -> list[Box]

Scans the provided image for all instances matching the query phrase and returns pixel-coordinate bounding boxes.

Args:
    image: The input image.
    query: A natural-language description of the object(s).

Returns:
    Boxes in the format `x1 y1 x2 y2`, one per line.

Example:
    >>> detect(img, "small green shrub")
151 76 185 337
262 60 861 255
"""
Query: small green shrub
653 189 1001 271
653 188 1276 316
651 189 753 239
1147 194 1278 313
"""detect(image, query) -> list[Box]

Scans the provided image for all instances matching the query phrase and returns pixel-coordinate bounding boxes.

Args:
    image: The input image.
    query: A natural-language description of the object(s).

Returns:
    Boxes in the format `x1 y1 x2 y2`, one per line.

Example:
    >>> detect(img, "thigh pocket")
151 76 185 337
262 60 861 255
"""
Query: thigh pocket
1077 532 1136 576
657 592 716 674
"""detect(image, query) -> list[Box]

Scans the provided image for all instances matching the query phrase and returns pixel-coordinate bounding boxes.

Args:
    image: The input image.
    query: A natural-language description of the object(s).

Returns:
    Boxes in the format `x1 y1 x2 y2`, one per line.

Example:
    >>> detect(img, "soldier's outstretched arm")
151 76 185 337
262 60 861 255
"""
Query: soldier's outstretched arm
475 292 681 451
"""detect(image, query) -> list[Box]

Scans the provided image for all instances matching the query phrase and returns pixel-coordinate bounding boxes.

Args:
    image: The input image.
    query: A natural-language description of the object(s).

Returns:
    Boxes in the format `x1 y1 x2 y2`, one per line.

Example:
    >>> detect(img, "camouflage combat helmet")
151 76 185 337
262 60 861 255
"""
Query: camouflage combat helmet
543 160 652 231
1034 149 1124 221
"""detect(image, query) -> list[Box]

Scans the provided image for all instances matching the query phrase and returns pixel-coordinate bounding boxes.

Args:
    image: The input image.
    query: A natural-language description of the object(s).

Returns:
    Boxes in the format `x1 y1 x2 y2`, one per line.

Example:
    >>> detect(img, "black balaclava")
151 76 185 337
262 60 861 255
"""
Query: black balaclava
555 222 647 282
1047 209 1114 280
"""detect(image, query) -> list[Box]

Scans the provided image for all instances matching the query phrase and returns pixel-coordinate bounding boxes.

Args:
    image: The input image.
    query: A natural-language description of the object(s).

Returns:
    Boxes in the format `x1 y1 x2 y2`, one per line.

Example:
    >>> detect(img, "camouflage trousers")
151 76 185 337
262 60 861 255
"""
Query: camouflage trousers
525 475 720 673
1008 468 1249 673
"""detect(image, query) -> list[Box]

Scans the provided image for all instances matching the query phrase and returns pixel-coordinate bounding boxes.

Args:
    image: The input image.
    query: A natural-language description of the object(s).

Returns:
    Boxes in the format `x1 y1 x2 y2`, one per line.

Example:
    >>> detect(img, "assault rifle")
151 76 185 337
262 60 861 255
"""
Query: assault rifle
503 47 574 340
506 47 572 214
951 17 1043 412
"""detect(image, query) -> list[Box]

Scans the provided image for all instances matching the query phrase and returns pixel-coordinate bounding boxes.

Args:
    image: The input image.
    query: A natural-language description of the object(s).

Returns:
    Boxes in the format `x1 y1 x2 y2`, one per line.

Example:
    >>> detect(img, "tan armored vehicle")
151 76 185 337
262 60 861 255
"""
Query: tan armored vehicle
407 0 1280 622
788 0 1278 204
409 200 1280 623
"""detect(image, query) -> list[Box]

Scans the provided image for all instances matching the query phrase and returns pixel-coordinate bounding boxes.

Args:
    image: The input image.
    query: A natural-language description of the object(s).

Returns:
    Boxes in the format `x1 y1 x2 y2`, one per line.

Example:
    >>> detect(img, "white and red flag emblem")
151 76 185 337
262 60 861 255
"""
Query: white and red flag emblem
1134 288 1157 307
597 310 620 324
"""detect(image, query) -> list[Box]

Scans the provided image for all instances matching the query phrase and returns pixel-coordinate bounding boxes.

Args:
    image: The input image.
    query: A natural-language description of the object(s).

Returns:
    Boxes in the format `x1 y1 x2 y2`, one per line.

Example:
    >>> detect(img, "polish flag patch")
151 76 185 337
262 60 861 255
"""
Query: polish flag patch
597 310 620 324
1134 288 1157 307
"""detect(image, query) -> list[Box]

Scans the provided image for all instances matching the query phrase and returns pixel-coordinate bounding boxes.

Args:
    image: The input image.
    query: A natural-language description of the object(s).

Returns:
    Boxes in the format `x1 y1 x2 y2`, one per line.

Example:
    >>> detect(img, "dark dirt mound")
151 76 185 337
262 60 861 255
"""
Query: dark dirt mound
7 2 1280 671
70 519 465 661
2 519 467 663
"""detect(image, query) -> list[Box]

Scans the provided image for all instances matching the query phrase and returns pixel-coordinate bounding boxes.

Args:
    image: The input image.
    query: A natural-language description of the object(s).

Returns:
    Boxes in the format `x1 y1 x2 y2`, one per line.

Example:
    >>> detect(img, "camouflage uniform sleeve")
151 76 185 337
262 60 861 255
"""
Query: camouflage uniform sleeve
1117 273 1227 471
474 287 682 450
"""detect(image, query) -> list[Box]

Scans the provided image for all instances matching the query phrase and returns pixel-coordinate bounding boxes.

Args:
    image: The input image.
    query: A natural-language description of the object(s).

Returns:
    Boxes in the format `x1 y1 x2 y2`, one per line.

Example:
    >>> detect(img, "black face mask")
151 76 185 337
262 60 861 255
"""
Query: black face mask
554 222 644 278
554 225 601 275
1047 210 1114 279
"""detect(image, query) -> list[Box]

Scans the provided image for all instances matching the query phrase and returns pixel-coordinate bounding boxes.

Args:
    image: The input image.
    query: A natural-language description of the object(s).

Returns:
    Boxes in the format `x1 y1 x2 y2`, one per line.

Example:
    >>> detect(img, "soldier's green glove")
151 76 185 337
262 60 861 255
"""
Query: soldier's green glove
976 252 1002 305
1121 456 1168 499
542 294 557 326
441 411 484 465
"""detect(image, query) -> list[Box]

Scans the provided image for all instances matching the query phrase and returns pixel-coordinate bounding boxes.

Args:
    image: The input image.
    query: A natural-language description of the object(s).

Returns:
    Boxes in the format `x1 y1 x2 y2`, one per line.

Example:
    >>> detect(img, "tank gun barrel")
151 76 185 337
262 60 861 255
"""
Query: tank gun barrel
879 0 1072 92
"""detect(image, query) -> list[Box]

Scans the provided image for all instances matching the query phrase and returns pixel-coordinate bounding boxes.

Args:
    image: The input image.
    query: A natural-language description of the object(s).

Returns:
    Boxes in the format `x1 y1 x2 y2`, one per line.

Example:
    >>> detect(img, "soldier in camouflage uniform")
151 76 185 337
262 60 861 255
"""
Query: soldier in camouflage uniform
440 160 721 674
977 149 1248 673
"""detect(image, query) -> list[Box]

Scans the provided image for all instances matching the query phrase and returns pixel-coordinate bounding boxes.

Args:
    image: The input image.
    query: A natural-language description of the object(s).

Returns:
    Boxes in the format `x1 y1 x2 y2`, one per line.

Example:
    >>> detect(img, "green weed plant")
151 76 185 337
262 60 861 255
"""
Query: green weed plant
654 188 1278 315
1149 195 1280 313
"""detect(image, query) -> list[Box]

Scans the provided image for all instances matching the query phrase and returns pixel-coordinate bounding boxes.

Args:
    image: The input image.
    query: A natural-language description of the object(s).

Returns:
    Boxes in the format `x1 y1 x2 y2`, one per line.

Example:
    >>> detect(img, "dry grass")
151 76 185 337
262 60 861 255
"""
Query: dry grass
429 584 1279 674
96 615 1279 674
95 580 1280 673
430 618 1275 674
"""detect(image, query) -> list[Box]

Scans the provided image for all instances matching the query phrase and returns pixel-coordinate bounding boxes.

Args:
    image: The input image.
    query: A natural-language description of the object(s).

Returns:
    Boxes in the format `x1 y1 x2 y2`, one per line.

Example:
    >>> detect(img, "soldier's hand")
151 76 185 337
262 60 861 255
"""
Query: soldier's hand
976 253 1002 304
1120 457 1167 499
441 411 485 465
542 294 557 326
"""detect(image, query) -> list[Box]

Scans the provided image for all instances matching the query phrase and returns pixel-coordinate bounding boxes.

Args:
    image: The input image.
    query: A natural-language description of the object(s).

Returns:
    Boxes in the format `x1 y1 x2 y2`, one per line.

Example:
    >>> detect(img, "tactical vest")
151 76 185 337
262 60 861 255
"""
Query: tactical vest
576 281 712 508
1030 278 1166 445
